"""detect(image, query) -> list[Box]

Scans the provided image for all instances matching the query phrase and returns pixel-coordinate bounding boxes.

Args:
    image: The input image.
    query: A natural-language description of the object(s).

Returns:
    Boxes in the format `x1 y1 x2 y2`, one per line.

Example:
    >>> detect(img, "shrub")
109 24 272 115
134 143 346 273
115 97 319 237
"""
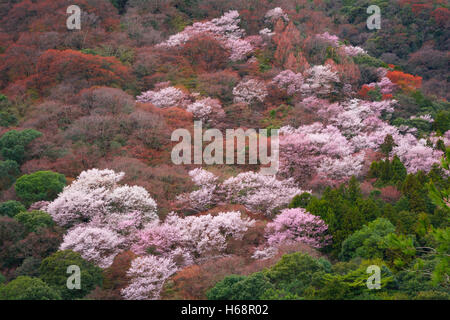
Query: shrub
14 257 42 278
14 210 54 233
39 250 103 299
0 276 61 300
0 200 26 217
0 129 42 164
207 272 273 300
15 171 66 206
0 216 25 268
0 160 20 190
339 218 396 261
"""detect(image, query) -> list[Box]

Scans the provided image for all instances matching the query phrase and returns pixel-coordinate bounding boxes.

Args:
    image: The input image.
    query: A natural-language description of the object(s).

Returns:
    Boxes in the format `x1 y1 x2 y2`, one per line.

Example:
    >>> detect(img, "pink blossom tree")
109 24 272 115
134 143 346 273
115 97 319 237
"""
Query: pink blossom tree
132 211 255 259
60 226 125 268
316 32 340 47
393 135 443 173
272 70 304 95
157 10 253 62
121 255 178 300
301 65 340 97
232 79 268 104
186 97 225 125
136 86 188 108
265 7 289 23
221 171 305 216
47 169 158 227
265 208 331 248
339 45 367 57
278 123 359 185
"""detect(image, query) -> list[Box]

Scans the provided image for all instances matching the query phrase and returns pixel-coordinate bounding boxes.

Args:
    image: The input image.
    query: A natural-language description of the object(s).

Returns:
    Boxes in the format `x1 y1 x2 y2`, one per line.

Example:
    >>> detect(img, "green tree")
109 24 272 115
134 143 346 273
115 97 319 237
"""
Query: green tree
0 200 26 217
402 174 427 213
39 250 103 299
206 275 246 300
264 253 328 297
0 216 25 268
0 129 42 164
339 218 396 261
0 160 20 190
380 134 396 158
14 210 54 233
0 276 61 300
391 156 407 184
207 273 273 300
15 171 66 206
433 110 450 134
314 259 394 300
14 257 42 278
289 192 312 209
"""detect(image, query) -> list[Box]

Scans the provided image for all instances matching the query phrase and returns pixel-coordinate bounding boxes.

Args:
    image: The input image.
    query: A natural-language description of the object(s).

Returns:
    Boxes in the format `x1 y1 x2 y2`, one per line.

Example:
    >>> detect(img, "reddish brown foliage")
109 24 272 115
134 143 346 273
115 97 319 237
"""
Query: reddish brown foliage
181 35 229 72
380 186 402 203
35 49 132 93
103 251 137 292
386 70 422 92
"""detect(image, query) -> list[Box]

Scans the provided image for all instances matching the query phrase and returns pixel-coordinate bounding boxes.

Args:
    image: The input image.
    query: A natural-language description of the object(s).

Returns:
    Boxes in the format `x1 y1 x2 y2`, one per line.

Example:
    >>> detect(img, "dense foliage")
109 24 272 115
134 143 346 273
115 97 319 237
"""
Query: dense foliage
0 0 448 300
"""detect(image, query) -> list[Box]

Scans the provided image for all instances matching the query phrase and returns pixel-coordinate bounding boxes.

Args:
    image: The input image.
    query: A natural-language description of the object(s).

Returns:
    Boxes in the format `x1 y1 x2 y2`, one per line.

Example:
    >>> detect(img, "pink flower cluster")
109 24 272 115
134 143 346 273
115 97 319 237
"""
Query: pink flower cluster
340 45 367 56
366 76 397 94
186 97 225 125
233 78 268 104
47 169 158 228
272 70 304 95
265 7 290 23
131 210 254 266
316 32 340 47
60 226 125 268
278 123 361 185
265 208 331 248
221 171 305 216
301 65 340 97
136 86 188 108
121 255 178 300
157 10 253 62
178 169 305 216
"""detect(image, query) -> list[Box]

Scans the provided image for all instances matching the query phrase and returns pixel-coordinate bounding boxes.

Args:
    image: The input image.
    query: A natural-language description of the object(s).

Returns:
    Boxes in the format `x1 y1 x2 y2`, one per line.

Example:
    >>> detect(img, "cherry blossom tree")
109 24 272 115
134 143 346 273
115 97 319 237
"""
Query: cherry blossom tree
221 171 305 216
265 7 289 23
189 168 218 187
316 153 365 183
47 169 158 228
272 70 304 95
60 226 125 268
316 32 340 47
186 97 225 125
315 32 366 56
365 76 397 95
177 169 305 216
233 79 268 104
121 255 178 300
136 86 188 108
226 37 254 62
301 65 340 97
328 99 395 137
265 208 331 248
175 169 218 213
340 45 367 57
132 211 255 259
259 28 275 38
393 134 443 173
278 123 358 185
157 10 253 62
